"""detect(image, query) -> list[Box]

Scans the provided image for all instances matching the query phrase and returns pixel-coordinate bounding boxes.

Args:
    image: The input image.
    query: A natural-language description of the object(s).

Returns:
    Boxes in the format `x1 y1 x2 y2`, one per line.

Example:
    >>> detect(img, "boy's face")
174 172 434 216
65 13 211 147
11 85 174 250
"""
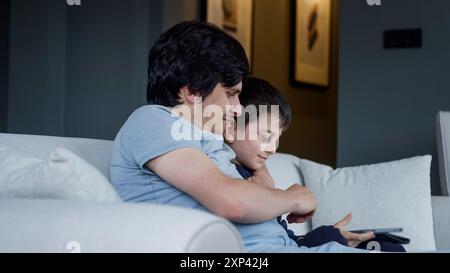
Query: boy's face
230 113 282 171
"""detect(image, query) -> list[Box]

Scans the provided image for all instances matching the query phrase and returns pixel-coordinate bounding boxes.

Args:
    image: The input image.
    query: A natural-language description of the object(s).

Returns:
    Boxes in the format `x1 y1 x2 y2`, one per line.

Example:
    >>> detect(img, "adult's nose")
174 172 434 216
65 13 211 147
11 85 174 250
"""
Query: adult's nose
229 94 242 115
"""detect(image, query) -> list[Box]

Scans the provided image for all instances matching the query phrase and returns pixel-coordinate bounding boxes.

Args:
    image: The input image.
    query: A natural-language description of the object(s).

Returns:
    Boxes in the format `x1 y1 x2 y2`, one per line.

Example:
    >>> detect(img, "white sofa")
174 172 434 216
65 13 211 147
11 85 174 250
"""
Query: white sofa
1 114 450 252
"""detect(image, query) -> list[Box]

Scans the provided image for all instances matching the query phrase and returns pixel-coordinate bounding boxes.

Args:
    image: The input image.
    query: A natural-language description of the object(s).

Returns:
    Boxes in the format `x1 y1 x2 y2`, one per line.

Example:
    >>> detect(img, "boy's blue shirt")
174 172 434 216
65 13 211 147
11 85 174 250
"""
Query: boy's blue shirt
109 105 297 251
233 164 254 180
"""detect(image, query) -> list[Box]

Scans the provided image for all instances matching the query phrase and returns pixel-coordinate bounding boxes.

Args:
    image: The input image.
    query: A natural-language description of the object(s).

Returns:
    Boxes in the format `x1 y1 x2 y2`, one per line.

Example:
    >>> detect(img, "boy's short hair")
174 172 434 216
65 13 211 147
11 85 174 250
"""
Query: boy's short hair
239 77 292 130
146 21 249 107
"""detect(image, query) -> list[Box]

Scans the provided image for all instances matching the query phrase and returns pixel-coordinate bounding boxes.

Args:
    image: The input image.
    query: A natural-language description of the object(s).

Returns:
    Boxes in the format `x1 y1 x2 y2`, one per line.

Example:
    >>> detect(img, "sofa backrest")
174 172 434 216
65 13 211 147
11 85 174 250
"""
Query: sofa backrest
0 133 113 179
0 133 312 234
0 133 308 187
437 111 450 196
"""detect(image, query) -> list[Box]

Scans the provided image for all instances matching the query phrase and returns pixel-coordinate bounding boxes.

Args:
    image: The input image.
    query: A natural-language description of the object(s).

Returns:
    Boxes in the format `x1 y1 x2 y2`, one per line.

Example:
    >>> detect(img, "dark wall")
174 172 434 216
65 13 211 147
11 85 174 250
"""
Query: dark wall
0 0 9 132
7 0 199 140
8 0 69 136
337 0 450 195
64 0 163 139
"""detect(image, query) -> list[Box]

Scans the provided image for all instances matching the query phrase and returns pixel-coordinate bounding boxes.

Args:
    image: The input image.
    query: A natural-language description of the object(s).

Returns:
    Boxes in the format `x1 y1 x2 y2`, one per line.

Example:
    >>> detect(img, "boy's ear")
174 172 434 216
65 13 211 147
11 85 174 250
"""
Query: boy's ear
180 86 198 105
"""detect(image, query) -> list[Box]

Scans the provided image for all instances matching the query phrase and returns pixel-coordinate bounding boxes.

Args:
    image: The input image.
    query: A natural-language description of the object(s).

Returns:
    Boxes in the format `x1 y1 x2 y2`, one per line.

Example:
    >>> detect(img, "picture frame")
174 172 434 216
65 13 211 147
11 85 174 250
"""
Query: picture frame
290 0 331 87
206 0 254 66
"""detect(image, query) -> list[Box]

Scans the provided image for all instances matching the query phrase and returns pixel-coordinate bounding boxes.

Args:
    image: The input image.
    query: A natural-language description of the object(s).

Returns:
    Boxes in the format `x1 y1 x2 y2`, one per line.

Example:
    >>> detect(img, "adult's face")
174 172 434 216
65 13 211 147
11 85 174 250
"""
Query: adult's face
201 81 243 136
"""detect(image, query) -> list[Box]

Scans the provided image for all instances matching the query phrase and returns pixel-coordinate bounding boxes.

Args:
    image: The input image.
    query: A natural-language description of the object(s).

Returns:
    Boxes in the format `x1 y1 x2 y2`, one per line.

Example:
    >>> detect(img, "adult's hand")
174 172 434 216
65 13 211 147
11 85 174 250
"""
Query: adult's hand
250 168 314 223
285 184 317 223
286 211 315 224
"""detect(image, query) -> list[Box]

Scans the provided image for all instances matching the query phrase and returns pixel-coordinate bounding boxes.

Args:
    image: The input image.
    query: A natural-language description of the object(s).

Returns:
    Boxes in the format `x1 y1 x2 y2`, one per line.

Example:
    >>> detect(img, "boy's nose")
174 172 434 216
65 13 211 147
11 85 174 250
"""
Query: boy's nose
262 145 275 155
265 141 278 155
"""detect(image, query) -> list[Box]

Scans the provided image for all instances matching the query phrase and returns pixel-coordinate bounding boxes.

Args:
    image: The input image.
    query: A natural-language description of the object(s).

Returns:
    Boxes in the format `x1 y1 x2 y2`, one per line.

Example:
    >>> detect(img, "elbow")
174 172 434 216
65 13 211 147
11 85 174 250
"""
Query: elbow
214 199 248 222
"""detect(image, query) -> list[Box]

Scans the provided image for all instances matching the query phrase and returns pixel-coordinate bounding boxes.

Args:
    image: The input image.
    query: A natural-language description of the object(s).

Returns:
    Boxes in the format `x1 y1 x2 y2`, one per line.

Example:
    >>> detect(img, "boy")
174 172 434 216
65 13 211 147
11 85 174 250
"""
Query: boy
228 76 405 252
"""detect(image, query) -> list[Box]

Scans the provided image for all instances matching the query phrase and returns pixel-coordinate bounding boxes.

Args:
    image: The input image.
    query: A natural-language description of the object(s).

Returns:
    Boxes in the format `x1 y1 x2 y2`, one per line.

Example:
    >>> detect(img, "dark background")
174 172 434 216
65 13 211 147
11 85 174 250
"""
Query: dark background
1 0 449 195
0 0 9 132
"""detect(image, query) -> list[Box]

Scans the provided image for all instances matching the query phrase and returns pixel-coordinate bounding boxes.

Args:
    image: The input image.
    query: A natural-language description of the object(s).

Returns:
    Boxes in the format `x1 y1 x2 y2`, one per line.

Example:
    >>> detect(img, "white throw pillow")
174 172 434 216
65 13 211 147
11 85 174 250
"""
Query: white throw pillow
266 153 311 236
300 156 436 251
0 146 120 202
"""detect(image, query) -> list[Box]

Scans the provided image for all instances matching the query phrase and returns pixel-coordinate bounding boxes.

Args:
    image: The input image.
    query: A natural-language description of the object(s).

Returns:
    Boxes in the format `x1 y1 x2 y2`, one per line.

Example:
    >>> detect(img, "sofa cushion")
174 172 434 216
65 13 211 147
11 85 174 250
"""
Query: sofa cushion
0 146 120 202
300 155 436 251
0 198 243 252
0 133 113 179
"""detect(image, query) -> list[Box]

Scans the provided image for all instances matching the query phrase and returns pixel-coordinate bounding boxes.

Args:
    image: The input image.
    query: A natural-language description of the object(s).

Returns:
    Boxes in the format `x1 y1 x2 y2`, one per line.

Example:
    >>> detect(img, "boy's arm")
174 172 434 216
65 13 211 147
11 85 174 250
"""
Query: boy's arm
146 147 315 223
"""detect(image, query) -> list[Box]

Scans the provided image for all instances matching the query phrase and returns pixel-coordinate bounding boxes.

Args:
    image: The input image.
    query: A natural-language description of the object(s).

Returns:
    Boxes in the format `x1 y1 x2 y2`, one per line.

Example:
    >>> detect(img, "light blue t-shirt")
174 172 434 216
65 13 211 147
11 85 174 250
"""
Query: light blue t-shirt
110 105 296 251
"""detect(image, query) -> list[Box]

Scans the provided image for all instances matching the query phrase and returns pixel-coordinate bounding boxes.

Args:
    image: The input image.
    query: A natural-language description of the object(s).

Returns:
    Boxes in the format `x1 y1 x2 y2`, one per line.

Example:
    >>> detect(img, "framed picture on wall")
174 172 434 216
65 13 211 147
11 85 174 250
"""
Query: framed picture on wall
291 0 331 87
206 0 254 66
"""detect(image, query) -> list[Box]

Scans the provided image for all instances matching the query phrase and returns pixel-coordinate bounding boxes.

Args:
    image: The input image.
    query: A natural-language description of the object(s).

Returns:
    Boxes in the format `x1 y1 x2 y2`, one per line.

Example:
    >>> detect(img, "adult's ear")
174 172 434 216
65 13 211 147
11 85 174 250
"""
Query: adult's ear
180 86 199 105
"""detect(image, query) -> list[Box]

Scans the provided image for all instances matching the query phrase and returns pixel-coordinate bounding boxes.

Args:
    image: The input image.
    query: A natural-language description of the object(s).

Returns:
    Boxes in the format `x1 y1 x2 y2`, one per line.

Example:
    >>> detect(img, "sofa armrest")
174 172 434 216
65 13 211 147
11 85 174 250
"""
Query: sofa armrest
432 196 450 250
0 198 243 253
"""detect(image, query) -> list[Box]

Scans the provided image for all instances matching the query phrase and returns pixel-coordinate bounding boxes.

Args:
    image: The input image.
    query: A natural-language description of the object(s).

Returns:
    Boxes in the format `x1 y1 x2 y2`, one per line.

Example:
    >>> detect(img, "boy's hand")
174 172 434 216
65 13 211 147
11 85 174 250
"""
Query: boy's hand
333 213 375 247
248 164 275 188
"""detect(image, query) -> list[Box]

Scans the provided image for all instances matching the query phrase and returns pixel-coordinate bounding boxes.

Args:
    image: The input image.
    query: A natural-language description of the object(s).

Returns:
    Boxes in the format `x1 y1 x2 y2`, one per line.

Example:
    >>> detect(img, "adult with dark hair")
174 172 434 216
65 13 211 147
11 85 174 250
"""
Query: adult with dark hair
110 21 371 253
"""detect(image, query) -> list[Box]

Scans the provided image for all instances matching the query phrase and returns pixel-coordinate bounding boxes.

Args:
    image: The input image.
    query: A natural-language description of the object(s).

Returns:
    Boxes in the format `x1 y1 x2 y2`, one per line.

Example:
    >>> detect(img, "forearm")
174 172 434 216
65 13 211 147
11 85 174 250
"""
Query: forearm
146 148 300 224
224 179 297 224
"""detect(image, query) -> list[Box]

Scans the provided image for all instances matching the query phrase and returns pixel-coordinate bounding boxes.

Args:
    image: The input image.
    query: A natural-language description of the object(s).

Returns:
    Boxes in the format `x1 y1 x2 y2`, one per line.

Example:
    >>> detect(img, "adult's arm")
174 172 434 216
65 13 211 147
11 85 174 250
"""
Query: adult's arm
146 147 314 224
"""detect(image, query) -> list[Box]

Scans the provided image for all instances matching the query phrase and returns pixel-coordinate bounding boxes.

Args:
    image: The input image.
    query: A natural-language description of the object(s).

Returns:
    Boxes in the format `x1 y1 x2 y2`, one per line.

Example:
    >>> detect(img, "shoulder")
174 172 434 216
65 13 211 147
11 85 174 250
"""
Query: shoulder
128 105 177 123
121 105 183 134
112 105 203 166
115 104 182 144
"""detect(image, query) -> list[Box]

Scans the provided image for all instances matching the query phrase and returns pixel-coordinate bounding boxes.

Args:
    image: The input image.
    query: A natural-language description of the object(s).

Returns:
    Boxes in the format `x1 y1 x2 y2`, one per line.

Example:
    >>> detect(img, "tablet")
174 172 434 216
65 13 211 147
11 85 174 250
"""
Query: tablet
349 227 403 234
